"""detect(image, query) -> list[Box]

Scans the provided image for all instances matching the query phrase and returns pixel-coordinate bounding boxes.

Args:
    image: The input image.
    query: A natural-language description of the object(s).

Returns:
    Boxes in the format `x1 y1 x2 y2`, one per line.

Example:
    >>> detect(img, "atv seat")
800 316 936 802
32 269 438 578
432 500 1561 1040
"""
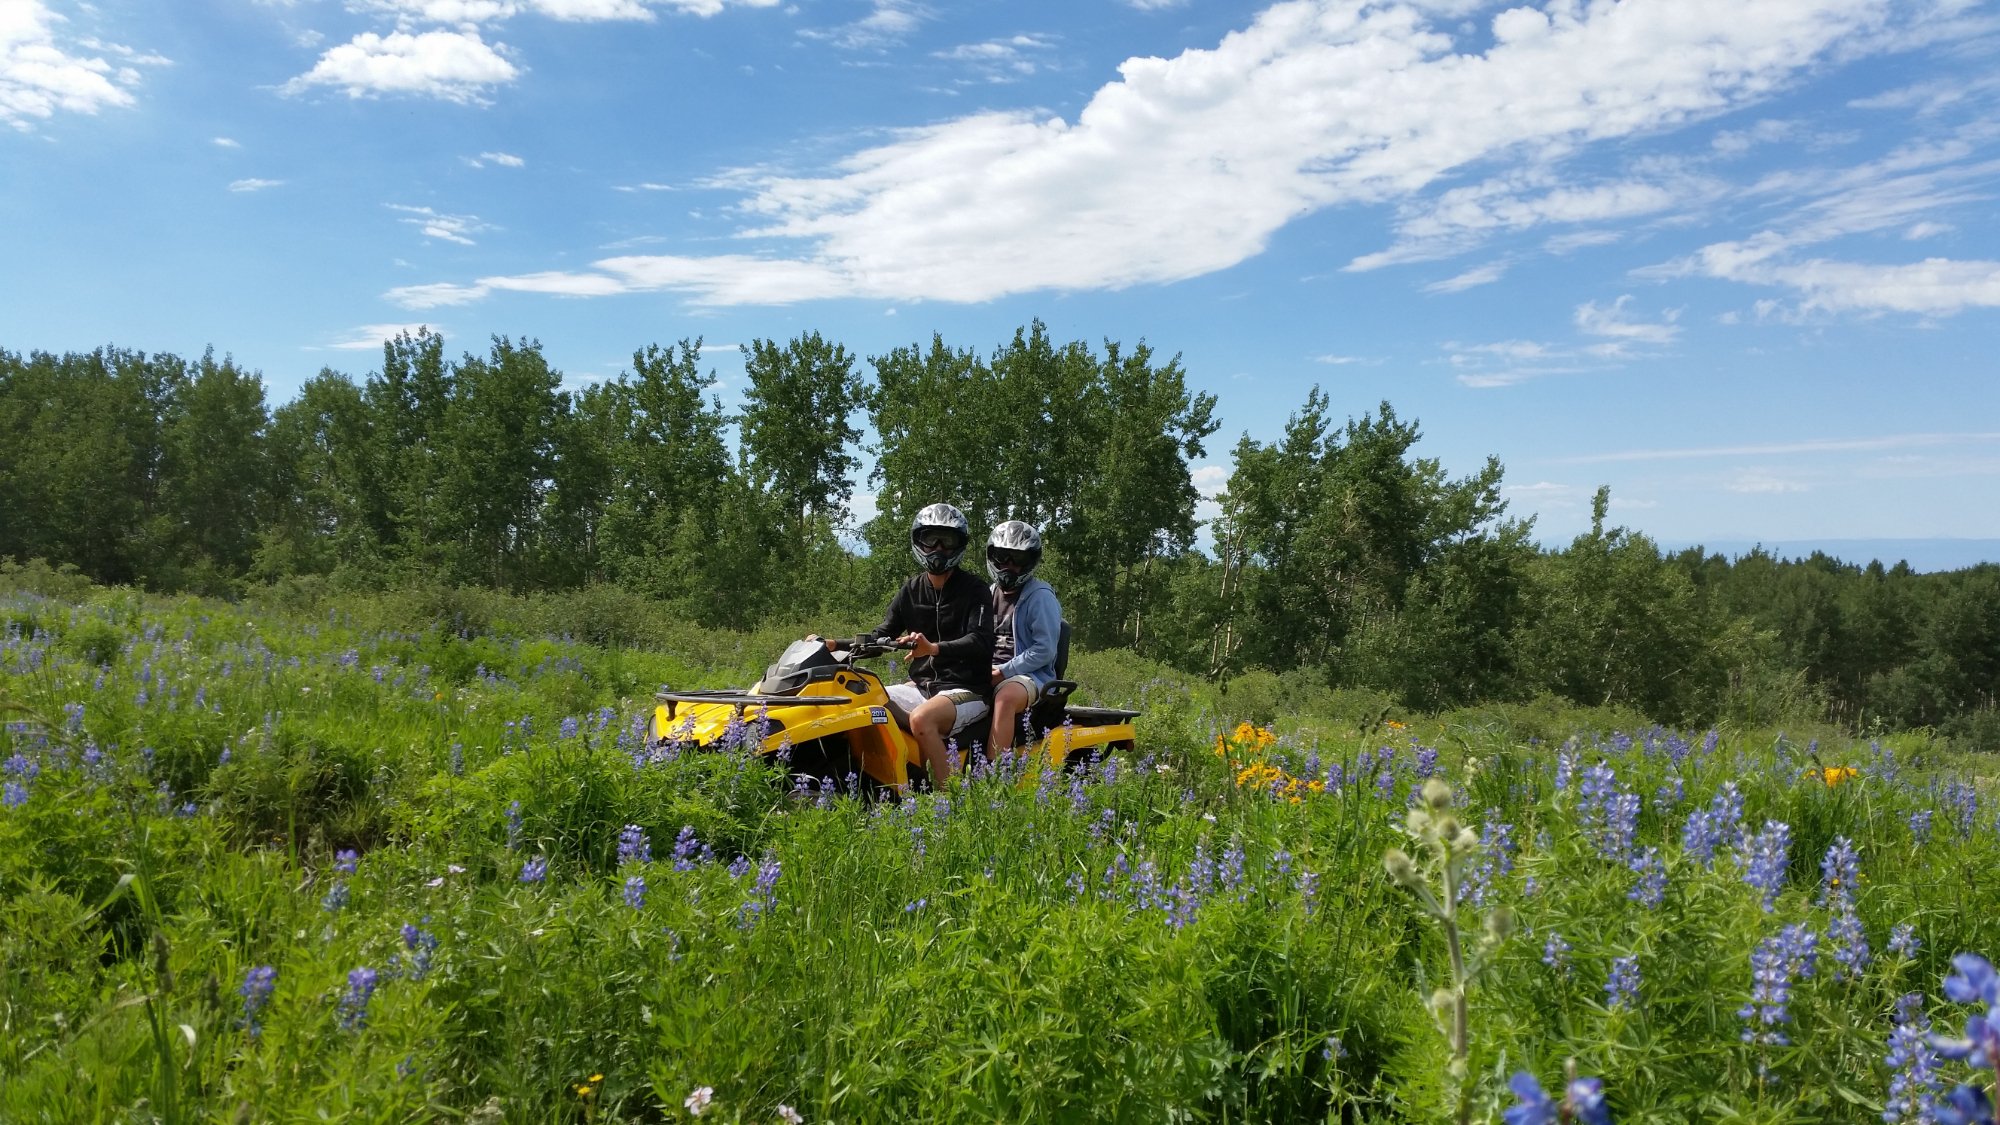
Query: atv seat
1036 623 1138 729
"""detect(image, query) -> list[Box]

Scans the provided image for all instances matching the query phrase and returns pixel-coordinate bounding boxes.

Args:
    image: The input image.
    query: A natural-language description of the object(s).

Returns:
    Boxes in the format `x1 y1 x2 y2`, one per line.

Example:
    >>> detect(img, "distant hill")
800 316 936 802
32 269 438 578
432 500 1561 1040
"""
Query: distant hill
1653 539 2000 574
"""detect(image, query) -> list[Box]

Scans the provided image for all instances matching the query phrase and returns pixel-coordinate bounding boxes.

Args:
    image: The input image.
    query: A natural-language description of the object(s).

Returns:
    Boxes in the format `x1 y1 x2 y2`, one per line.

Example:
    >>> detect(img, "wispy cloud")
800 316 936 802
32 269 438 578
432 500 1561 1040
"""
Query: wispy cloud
1574 295 1680 344
1725 471 1812 495
1425 261 1508 293
1553 432 2000 465
387 203 493 244
212 136 240 148
327 323 441 350
802 0 926 49
465 150 524 168
934 33 1055 82
1644 139 2000 317
228 177 285 192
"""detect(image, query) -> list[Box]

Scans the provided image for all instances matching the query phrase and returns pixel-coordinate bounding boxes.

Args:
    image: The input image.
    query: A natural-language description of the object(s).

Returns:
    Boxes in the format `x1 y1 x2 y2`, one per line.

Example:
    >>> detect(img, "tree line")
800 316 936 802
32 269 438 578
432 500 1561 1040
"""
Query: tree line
1 326 1994 741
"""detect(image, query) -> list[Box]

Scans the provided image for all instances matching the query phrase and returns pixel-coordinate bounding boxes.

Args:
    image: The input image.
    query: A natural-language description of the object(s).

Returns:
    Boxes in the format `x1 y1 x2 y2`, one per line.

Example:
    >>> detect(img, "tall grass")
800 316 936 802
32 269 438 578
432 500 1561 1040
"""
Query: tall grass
2 579 1996 1122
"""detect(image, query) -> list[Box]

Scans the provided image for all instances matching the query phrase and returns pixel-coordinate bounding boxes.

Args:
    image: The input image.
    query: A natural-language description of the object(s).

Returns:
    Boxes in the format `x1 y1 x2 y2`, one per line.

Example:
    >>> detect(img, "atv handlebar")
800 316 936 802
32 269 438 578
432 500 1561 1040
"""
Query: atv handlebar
838 636 915 660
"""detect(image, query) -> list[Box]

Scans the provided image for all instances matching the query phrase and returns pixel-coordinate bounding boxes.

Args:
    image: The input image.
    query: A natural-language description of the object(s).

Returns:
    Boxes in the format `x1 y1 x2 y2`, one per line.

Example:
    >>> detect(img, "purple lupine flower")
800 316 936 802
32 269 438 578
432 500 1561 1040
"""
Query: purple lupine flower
618 824 651 866
1505 1072 1612 1125
505 801 523 851
1821 836 1861 908
1375 768 1396 801
1165 881 1200 929
1655 776 1684 808
1 780 26 808
1935 1085 1994 1125
1297 868 1320 916
337 967 378 1030
1891 924 1922 960
671 826 709 871
624 875 647 910
334 849 360 875
1505 1072 1558 1125
321 879 350 913
1413 746 1438 779
1911 810 1934 846
1544 932 1571 974
518 855 548 883
1220 839 1247 899
560 716 580 740
398 924 437 981
1740 820 1793 913
1778 922 1821 981
1628 847 1667 909
1553 745 1577 793
1885 992 1941 1125
737 858 782 929
1942 782 1979 839
1461 818 1516 908
1741 932 1798 1046
1605 955 1641 1009
1932 955 2000 1068
239 965 277 1034
1830 905 1871 982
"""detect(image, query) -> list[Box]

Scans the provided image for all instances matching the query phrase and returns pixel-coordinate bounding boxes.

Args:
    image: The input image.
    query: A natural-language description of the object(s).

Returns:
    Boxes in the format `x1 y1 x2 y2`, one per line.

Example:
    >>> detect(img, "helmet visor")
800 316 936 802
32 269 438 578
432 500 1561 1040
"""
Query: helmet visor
988 547 1035 571
915 529 964 552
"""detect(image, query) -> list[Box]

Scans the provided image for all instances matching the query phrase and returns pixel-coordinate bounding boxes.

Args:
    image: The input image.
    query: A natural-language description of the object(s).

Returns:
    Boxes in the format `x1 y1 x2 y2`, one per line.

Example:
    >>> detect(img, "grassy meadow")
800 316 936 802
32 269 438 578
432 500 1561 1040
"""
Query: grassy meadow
3 571 1998 1123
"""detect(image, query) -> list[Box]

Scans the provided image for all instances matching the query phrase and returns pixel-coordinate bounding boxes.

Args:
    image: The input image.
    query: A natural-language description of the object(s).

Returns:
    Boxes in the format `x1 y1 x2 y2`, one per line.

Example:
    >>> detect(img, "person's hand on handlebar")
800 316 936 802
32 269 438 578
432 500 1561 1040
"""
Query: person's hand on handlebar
897 632 937 659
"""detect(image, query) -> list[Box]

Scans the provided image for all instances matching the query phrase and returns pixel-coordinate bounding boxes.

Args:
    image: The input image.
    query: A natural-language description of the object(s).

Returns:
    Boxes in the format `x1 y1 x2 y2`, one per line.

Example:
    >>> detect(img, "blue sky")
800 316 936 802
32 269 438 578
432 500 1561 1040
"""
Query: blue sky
5 0 1998 560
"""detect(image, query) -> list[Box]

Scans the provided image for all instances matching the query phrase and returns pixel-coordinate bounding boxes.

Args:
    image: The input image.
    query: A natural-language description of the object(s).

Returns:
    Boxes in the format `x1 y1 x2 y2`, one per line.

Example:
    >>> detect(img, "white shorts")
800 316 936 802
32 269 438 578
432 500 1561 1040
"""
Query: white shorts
885 682 989 735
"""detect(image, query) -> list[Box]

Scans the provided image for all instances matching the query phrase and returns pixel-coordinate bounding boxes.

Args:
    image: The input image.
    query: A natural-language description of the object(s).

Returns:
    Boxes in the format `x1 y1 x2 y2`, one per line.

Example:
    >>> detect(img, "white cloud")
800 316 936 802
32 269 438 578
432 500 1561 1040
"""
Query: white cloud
229 177 285 192
1574 295 1680 344
613 181 677 192
392 0 1964 308
387 203 493 244
284 29 518 104
0 1 161 129
1190 464 1229 498
329 322 441 350
466 149 524 167
1124 0 1190 9
1425 261 1507 293
1311 353 1374 365
212 136 240 147
1904 220 1951 239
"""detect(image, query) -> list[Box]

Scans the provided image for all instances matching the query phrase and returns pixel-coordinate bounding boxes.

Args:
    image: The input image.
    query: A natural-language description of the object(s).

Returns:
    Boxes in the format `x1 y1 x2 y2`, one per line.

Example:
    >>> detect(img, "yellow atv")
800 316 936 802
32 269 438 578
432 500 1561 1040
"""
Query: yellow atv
649 626 1138 792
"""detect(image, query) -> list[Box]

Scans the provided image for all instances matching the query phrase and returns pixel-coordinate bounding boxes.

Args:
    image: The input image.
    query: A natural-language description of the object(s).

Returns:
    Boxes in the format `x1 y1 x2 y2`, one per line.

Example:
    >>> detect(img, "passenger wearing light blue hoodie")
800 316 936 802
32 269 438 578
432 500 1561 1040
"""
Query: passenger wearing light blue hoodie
985 520 1062 759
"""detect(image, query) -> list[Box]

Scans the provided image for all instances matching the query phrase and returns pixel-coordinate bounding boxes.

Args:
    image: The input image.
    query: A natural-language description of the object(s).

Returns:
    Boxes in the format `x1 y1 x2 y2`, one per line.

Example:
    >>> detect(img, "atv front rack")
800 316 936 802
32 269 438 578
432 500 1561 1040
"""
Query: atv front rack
653 689 850 721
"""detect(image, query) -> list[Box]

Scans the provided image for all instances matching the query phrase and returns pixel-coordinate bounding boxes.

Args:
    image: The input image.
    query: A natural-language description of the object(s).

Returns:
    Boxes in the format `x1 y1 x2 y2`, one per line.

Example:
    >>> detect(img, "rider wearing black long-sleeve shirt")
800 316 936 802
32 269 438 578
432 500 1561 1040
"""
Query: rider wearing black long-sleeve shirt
856 503 994 784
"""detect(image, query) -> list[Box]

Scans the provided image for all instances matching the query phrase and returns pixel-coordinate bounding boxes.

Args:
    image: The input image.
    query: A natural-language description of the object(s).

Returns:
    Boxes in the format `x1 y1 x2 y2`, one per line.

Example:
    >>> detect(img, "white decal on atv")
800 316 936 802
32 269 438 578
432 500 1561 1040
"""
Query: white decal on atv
870 707 889 725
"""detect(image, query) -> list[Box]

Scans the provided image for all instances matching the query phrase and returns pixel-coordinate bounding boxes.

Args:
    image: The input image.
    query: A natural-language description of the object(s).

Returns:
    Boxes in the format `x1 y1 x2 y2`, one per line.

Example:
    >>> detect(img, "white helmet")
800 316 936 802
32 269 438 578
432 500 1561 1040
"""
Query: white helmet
910 503 970 574
986 520 1043 591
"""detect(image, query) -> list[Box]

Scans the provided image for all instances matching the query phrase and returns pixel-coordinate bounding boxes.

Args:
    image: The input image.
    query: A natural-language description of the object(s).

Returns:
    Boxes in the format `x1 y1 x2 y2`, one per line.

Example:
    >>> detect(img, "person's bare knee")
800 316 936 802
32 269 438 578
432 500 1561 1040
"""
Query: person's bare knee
990 682 1030 753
